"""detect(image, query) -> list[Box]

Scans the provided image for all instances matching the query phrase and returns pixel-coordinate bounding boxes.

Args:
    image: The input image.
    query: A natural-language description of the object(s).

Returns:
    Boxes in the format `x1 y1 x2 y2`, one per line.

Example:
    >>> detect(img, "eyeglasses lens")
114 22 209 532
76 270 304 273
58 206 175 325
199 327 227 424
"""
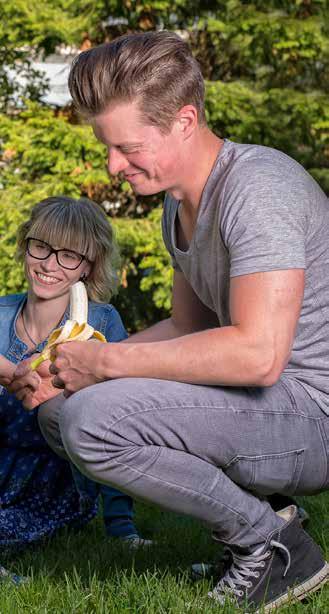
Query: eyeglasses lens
27 239 83 270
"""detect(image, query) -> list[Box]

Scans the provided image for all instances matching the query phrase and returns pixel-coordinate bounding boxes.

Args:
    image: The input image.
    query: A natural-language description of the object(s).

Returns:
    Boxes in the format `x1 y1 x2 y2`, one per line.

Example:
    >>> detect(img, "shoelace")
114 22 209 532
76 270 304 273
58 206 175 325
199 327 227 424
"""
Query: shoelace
211 539 291 603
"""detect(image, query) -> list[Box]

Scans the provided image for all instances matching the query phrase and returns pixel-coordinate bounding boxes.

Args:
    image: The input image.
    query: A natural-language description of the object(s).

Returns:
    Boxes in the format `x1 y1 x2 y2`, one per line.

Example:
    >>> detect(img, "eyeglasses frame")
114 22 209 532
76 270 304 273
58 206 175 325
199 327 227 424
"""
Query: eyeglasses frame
26 237 86 271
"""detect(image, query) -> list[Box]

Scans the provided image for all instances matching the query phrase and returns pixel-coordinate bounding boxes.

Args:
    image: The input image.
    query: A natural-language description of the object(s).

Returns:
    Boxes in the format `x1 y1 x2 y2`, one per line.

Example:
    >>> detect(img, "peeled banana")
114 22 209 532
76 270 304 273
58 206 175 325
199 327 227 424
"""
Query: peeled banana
30 281 106 370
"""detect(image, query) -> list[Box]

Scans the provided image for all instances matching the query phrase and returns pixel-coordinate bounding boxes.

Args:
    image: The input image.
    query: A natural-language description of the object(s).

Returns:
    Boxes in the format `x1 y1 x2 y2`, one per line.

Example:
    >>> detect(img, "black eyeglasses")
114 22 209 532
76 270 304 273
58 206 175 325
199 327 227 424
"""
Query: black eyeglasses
26 238 86 270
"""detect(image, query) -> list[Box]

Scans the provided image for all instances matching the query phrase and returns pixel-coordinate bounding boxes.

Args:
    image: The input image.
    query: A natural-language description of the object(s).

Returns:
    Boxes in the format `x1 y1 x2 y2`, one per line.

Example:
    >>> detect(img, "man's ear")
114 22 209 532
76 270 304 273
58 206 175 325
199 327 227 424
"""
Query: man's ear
176 105 198 140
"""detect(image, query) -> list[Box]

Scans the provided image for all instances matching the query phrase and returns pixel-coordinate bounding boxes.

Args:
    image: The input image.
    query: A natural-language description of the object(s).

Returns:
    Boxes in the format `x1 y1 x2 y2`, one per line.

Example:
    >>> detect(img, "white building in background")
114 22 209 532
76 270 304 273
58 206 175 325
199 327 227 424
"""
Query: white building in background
32 61 72 107
6 47 76 108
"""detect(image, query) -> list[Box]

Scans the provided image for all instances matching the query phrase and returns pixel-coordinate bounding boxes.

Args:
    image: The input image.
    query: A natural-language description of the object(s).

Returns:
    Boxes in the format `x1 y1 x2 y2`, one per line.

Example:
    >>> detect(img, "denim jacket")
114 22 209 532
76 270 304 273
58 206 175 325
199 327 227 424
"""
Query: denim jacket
0 293 127 368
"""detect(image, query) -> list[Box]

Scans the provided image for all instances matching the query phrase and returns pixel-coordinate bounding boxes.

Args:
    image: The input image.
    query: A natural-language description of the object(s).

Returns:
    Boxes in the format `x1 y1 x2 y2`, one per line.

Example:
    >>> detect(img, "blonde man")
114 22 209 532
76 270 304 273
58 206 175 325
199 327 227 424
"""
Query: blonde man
14 31 329 610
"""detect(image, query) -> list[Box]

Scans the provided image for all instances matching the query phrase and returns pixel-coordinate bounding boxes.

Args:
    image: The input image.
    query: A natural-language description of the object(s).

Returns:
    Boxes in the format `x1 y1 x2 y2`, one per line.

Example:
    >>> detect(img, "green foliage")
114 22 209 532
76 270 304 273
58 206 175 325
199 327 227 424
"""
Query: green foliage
0 104 107 190
0 0 328 330
1 1 328 51
0 0 92 51
0 103 158 215
205 81 329 170
0 0 77 111
193 11 329 91
113 210 173 332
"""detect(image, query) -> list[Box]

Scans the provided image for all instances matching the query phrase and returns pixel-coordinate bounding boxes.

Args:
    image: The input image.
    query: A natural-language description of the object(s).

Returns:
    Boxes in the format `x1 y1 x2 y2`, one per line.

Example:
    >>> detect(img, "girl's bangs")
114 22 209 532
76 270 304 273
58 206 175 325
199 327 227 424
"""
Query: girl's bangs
27 209 96 261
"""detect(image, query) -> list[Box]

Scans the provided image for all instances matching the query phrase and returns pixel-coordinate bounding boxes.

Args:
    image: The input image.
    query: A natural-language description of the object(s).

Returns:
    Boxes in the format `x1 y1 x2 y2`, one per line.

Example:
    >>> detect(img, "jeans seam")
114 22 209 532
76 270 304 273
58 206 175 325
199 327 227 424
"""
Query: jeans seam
224 449 305 496
101 405 315 438
103 453 269 544
279 378 298 412
225 448 305 467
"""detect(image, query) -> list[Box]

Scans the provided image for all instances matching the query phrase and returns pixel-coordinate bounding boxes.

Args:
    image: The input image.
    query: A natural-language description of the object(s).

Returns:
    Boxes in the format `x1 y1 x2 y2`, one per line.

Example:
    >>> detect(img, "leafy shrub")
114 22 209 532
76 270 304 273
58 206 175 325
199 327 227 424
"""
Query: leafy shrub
206 81 329 170
113 210 173 332
192 10 328 90
0 103 160 217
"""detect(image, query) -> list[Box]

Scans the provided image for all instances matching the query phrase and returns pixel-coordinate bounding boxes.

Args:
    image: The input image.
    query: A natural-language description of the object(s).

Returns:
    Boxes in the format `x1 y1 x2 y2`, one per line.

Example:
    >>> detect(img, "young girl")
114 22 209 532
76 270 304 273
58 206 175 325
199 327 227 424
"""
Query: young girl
0 196 150 580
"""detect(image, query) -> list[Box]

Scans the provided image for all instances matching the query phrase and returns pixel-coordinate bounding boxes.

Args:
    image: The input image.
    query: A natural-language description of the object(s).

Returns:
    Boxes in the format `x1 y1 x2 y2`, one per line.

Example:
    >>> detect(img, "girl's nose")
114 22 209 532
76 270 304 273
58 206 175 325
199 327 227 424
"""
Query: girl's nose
40 252 59 270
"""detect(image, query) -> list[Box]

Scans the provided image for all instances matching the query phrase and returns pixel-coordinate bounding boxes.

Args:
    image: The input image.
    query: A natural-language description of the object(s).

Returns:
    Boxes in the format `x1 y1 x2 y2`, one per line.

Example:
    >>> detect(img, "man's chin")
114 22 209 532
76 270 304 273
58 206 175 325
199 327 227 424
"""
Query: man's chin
131 184 161 196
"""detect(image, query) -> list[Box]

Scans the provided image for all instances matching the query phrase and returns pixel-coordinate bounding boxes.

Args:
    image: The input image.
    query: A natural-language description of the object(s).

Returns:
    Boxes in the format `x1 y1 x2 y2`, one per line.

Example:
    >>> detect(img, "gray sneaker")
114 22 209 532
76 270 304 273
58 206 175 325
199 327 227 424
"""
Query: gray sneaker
267 495 310 527
192 503 309 582
208 505 328 612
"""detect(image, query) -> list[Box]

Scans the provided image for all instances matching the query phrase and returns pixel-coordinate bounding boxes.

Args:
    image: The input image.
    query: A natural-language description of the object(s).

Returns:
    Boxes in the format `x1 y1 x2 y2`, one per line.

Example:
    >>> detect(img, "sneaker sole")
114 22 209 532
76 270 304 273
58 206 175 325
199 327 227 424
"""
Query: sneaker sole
255 561 329 613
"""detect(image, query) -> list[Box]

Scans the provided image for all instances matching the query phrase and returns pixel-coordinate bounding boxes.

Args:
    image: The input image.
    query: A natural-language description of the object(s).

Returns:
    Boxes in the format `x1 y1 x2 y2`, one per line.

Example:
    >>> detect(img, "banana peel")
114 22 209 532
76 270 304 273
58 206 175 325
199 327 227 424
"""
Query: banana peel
30 282 106 370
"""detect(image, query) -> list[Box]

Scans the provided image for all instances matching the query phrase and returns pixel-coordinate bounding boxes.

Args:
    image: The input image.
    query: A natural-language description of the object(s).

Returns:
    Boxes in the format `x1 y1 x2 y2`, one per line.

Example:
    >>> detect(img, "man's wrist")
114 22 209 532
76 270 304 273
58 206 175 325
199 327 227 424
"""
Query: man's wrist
98 342 126 381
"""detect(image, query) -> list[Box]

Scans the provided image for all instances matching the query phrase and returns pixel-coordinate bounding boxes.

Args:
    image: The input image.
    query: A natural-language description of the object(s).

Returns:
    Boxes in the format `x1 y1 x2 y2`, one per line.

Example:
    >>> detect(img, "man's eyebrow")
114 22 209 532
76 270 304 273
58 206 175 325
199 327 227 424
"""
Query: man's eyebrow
92 125 145 149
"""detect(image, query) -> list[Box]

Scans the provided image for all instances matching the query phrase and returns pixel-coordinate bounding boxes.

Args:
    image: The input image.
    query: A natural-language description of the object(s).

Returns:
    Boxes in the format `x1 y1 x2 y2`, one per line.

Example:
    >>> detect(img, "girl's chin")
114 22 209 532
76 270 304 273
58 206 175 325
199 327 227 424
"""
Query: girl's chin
34 282 61 292
31 280 66 298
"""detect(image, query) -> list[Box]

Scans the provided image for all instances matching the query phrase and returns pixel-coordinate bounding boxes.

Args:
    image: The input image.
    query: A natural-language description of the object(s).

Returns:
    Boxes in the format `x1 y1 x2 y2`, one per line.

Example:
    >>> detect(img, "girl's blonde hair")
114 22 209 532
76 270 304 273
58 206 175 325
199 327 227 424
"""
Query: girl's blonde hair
16 196 120 303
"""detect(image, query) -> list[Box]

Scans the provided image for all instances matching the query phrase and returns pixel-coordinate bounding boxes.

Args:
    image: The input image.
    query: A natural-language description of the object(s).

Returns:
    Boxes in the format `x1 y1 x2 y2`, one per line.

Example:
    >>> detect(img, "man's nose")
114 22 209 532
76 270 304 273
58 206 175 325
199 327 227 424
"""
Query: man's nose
107 147 129 175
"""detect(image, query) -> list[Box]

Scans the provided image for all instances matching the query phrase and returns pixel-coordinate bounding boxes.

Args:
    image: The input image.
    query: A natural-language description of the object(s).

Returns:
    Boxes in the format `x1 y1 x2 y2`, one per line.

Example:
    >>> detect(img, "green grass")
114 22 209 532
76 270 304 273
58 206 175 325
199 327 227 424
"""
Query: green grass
1 493 329 613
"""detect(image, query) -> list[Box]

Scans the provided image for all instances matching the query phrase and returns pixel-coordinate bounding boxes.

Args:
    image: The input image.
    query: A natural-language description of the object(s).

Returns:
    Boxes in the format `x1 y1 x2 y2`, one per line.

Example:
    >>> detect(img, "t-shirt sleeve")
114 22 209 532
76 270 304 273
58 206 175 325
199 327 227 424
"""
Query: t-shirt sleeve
161 194 182 272
220 157 308 277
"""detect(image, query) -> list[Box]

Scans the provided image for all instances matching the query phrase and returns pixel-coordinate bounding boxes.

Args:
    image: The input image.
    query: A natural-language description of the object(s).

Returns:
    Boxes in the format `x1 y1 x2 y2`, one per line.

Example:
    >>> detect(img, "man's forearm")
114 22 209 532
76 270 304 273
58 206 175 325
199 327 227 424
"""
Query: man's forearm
123 317 193 343
100 325 282 388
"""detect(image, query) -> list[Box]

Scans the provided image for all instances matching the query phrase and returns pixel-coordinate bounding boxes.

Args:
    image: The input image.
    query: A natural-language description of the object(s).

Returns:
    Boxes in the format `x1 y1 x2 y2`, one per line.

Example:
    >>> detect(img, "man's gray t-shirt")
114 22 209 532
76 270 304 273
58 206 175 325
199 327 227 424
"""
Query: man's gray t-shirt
162 139 329 414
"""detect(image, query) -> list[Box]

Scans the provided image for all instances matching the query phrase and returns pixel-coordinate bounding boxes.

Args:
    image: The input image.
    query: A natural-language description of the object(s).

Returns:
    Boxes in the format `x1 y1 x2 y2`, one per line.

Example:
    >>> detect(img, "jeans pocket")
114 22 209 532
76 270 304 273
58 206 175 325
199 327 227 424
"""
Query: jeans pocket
224 448 305 496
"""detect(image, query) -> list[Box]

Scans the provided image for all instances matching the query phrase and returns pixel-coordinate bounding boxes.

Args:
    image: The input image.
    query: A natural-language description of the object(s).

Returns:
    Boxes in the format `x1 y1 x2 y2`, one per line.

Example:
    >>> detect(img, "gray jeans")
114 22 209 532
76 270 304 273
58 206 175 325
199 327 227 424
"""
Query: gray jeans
38 376 329 551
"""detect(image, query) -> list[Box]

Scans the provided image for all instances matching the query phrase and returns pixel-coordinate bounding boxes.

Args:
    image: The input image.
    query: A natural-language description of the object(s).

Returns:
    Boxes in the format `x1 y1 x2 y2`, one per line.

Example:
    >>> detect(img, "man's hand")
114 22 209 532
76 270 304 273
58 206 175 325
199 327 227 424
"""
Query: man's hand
50 339 108 397
8 357 62 410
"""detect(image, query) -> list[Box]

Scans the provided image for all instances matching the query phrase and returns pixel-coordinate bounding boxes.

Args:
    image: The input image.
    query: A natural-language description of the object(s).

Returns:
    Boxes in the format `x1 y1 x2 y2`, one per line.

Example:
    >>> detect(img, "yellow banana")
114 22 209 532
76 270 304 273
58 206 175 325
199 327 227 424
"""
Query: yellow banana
30 281 106 370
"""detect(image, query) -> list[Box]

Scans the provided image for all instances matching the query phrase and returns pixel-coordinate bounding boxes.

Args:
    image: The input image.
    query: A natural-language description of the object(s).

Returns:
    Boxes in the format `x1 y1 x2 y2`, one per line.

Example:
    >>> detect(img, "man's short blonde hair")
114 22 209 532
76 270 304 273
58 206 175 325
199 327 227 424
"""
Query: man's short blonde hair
68 30 206 132
16 196 120 303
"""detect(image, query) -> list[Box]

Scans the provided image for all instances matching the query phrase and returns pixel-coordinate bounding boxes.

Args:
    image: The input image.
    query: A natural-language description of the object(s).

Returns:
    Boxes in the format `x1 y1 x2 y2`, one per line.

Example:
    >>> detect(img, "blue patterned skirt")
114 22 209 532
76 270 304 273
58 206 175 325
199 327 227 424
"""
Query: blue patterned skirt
0 391 97 552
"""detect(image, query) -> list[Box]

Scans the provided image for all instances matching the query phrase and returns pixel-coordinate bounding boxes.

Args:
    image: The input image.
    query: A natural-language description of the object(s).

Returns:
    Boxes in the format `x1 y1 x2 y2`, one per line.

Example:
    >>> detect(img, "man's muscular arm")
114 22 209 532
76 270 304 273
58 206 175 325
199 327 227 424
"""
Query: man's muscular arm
51 268 304 395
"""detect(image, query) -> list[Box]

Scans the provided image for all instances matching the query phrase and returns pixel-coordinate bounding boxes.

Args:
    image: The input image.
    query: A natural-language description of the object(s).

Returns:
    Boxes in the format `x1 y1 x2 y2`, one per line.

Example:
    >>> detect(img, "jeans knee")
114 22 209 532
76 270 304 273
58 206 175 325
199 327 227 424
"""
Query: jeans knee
58 388 137 478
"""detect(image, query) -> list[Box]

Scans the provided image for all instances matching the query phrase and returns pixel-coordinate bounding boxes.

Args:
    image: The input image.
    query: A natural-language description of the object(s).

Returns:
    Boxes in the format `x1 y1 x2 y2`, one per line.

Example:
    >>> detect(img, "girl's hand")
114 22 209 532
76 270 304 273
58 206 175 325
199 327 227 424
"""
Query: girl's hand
8 357 62 410
0 355 16 389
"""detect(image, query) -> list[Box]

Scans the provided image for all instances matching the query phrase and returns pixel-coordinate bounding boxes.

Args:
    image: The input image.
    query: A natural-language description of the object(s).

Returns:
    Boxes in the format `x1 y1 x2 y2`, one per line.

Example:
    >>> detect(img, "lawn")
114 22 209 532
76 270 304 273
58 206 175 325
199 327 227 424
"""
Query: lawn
1 493 329 613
